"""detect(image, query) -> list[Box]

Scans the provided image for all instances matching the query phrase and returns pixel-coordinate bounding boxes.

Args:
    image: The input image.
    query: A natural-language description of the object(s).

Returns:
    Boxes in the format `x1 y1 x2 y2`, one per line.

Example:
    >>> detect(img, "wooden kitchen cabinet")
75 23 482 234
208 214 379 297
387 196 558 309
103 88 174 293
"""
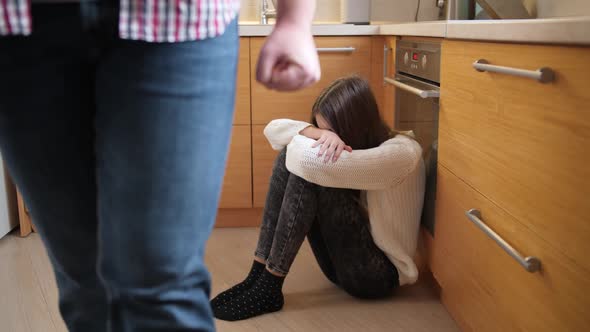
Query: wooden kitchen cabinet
250 36 372 124
252 124 277 207
438 40 590 274
233 38 251 125
433 166 590 331
16 190 34 237
369 36 397 127
217 39 252 211
218 125 252 208
432 40 590 331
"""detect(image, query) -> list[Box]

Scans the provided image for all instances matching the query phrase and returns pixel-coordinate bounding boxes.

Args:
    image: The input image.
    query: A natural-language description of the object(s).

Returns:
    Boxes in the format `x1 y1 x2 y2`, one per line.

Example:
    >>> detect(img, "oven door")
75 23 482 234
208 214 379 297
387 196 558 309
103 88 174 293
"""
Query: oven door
386 73 439 150
385 73 439 234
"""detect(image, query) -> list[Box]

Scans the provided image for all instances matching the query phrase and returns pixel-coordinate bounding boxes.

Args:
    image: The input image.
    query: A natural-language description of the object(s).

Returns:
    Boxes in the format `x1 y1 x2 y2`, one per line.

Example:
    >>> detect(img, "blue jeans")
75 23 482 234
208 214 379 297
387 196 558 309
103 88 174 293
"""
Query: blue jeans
0 3 238 331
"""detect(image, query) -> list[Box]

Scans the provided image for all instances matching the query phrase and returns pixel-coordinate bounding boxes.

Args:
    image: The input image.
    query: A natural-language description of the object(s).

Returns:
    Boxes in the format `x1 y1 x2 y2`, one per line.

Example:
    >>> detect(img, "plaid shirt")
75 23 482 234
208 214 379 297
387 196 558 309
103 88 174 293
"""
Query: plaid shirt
0 0 240 42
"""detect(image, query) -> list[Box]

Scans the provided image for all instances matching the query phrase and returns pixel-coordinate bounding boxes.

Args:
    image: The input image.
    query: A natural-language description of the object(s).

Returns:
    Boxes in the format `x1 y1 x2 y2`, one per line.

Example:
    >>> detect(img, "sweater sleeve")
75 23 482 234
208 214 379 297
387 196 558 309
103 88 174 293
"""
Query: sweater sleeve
286 135 422 190
263 119 312 151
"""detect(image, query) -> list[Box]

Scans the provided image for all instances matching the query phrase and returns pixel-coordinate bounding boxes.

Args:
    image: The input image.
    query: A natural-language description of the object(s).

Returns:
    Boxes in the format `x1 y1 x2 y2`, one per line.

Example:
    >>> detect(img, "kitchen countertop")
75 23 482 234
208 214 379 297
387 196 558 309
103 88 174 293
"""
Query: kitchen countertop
378 21 447 38
239 17 590 46
239 23 379 37
446 16 590 45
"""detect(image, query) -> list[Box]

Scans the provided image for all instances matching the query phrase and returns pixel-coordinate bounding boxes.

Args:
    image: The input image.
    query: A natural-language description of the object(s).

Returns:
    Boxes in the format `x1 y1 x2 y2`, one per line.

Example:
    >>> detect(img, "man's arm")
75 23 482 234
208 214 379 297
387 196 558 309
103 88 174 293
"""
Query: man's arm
255 0 320 92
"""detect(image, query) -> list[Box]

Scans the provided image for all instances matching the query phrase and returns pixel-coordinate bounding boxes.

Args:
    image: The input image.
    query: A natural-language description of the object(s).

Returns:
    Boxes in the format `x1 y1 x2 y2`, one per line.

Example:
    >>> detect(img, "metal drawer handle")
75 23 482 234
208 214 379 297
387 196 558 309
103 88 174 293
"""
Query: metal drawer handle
473 59 555 84
382 45 390 86
466 209 541 273
316 47 356 53
384 77 440 99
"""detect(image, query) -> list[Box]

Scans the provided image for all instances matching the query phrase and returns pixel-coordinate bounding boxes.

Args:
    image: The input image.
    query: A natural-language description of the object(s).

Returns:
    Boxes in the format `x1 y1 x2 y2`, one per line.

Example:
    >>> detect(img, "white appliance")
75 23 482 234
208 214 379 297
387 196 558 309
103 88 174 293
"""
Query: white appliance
0 156 18 239
370 0 442 23
384 40 441 234
531 0 590 18
341 0 371 24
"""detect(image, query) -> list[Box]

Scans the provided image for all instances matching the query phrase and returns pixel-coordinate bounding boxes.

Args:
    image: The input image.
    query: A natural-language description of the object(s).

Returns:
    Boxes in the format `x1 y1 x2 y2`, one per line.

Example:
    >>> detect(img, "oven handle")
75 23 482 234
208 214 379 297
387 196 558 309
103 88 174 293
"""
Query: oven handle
384 77 440 99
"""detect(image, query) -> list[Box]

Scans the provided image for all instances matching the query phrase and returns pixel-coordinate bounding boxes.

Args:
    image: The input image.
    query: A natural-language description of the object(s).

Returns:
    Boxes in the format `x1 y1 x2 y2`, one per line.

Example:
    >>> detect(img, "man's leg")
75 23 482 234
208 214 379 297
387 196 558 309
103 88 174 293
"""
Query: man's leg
0 4 107 331
94 20 239 331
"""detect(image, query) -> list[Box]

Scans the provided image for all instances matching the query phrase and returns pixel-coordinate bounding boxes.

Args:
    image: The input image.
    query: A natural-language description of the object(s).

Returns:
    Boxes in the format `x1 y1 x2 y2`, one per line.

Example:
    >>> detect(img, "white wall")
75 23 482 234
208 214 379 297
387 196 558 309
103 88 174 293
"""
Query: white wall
0 157 18 239
533 0 590 18
520 0 590 18
240 0 341 22
371 0 441 23
240 0 590 21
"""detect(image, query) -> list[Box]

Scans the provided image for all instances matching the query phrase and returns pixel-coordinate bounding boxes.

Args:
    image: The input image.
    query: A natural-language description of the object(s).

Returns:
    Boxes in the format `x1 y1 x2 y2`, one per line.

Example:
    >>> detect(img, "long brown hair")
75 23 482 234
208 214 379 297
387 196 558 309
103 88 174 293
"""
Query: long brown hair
311 76 391 150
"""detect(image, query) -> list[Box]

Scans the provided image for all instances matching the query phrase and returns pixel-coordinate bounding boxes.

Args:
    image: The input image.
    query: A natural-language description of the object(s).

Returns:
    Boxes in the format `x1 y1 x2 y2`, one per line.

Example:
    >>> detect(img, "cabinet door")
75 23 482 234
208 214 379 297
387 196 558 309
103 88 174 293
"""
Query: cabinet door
219 126 252 208
234 38 251 125
252 125 276 207
250 36 372 125
439 40 590 275
369 36 396 127
432 166 590 332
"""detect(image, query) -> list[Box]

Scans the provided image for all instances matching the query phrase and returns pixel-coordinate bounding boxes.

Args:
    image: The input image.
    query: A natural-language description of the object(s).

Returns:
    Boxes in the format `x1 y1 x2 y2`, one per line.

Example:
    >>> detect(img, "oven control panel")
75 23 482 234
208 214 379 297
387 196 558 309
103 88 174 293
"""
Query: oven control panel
396 40 441 84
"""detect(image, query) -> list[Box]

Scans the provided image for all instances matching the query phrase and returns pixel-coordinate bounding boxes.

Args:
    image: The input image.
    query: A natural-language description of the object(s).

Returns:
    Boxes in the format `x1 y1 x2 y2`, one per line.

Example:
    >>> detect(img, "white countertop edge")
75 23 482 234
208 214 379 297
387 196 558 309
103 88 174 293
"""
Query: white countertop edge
237 18 590 45
446 16 590 45
378 21 447 38
239 24 379 37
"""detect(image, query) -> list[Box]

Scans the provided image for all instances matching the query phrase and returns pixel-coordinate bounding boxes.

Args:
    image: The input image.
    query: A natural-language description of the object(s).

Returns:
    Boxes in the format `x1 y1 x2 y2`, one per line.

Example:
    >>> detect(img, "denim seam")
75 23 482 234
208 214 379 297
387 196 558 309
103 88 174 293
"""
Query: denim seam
266 262 289 276
254 250 268 261
254 222 272 259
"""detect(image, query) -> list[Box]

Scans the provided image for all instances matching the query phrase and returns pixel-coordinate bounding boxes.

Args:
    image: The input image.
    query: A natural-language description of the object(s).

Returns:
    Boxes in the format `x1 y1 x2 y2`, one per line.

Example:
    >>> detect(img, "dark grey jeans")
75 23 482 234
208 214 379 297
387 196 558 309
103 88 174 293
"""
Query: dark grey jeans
255 149 399 299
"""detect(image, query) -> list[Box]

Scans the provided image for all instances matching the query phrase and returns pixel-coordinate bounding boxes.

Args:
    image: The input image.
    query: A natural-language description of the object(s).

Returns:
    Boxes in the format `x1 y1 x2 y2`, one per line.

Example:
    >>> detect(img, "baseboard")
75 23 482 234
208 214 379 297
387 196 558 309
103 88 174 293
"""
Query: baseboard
215 208 263 228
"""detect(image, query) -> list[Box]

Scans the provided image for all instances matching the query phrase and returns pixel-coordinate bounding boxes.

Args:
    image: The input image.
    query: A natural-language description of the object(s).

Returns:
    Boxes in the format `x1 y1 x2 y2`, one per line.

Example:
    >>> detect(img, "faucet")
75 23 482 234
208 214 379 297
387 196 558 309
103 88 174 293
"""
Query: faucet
260 0 277 25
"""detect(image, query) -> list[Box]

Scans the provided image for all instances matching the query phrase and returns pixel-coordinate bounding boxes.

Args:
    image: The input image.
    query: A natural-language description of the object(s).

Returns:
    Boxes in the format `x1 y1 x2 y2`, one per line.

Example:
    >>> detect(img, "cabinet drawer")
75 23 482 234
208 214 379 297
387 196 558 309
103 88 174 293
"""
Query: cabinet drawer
234 38 251 125
432 166 590 332
250 36 372 124
219 125 252 208
439 40 590 273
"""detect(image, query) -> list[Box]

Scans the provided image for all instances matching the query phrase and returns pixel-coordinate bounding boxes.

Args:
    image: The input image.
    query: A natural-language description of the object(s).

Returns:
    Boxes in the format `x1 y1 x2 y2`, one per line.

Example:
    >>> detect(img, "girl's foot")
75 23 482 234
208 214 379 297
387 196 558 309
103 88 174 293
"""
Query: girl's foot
213 269 285 321
210 260 265 308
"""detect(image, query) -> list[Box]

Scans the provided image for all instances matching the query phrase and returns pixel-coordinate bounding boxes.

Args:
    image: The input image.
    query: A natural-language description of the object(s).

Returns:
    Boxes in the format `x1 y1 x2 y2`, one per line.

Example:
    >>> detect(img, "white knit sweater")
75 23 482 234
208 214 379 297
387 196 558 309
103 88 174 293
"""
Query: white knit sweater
263 119 426 285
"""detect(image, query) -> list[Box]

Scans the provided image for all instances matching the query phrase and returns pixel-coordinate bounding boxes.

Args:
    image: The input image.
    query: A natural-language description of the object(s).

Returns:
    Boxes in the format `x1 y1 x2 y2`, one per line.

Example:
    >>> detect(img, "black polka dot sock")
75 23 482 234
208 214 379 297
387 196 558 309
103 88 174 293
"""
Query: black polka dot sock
210 260 265 309
213 269 285 321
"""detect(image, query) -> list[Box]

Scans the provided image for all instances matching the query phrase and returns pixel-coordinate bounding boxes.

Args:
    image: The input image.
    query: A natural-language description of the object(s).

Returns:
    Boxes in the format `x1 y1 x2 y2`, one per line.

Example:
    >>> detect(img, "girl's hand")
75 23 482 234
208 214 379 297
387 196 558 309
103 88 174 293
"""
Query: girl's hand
312 130 352 163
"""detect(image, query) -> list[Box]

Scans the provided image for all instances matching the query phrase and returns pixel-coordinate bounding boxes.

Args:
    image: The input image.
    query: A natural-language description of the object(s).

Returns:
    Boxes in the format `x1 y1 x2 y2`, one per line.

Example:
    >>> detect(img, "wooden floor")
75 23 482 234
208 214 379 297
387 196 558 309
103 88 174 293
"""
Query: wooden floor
1 228 459 332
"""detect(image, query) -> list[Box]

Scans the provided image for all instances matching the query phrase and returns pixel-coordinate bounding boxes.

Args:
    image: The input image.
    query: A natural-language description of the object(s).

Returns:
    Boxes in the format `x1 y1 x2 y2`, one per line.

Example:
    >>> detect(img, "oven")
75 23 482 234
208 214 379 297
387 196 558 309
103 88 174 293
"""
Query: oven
385 40 441 235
